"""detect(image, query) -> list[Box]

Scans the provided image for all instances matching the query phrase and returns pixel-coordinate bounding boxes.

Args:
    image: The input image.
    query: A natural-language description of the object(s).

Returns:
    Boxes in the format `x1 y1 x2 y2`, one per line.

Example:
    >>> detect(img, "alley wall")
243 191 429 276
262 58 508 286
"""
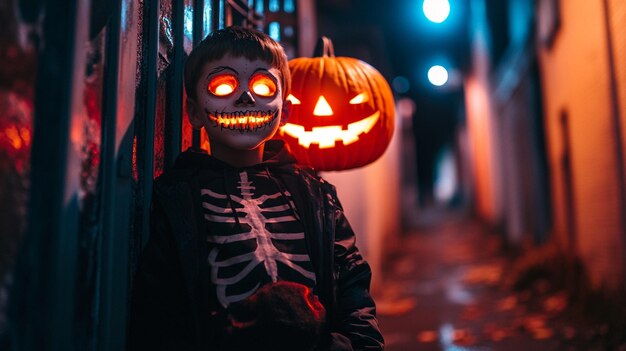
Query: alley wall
537 0 626 292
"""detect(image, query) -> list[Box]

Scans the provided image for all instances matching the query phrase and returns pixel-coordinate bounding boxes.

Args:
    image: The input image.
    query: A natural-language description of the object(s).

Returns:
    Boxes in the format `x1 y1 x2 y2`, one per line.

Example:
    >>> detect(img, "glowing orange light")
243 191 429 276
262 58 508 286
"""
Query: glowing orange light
21 127 31 145
286 94 301 105
280 111 379 149
313 96 333 116
250 73 277 97
349 92 369 104
215 84 233 96
208 74 238 96
5 126 23 150
281 36 395 171
253 84 270 96
209 110 276 130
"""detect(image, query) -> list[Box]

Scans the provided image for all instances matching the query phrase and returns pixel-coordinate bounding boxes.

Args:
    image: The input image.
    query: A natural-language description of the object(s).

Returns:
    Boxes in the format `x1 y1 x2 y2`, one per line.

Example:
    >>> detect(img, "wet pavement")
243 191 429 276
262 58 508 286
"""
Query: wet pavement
374 208 621 351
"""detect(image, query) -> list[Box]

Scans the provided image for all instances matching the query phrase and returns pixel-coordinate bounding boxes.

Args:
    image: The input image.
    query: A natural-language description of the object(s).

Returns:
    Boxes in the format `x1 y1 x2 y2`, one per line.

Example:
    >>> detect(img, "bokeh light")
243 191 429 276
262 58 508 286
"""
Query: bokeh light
428 65 449 86
423 0 451 23
392 76 410 94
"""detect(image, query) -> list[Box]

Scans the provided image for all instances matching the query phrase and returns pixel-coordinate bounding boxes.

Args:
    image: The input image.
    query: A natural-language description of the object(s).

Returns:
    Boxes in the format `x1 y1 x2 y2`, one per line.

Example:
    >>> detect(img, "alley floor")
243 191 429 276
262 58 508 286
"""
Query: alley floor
374 208 624 351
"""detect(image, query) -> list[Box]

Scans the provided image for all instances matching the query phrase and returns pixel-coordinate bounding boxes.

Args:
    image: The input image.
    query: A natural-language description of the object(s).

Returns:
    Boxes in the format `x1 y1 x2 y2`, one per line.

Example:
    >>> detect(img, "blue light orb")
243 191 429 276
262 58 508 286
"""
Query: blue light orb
428 65 449 86
423 0 451 23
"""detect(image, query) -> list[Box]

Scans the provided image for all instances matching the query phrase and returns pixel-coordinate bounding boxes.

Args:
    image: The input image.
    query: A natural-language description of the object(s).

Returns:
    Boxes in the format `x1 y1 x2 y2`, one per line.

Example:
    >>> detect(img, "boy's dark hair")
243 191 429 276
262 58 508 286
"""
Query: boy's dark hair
184 26 291 102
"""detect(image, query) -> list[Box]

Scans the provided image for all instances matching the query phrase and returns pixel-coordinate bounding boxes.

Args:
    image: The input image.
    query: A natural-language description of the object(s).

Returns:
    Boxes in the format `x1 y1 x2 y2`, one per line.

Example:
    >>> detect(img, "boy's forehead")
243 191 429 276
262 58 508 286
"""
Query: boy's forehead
201 55 276 75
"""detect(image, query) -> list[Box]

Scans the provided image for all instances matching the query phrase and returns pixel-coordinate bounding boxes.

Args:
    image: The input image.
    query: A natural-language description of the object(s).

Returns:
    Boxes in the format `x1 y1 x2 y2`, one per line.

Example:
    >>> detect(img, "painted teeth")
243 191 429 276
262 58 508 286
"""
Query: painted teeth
206 110 278 132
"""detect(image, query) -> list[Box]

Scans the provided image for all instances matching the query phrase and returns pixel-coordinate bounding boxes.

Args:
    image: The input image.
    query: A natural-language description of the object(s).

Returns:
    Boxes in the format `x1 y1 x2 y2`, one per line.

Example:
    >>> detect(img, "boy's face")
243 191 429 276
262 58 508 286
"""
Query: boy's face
187 54 289 151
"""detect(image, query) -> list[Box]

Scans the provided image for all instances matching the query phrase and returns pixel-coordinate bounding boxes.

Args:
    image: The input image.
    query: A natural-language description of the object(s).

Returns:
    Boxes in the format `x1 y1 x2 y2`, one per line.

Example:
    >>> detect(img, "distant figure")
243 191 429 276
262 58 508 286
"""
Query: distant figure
128 26 384 351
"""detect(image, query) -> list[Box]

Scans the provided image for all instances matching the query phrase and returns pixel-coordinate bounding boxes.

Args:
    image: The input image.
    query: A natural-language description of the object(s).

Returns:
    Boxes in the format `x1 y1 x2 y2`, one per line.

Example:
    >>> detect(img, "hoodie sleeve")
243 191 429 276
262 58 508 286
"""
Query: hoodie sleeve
327 188 385 351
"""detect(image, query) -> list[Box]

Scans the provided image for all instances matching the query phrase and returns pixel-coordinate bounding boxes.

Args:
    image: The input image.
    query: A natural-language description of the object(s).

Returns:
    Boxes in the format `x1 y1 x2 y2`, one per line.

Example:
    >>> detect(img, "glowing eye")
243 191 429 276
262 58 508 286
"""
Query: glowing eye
208 74 238 96
286 94 301 105
349 92 369 104
250 73 277 97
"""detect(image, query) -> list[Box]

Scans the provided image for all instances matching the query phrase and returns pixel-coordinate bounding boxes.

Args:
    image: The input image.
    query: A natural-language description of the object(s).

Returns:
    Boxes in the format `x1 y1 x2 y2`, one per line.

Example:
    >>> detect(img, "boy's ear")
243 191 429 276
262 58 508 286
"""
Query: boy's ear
186 97 204 129
280 99 292 126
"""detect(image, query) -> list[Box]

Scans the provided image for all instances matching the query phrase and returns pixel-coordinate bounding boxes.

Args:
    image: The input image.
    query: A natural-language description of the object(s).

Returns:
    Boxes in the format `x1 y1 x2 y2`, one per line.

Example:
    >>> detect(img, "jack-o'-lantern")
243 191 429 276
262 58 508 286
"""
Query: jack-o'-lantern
279 37 395 171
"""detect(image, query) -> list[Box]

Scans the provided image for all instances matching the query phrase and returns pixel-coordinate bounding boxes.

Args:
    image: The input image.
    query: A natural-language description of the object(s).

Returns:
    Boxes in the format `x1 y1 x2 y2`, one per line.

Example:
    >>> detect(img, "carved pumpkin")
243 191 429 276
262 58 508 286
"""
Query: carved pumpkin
279 37 395 171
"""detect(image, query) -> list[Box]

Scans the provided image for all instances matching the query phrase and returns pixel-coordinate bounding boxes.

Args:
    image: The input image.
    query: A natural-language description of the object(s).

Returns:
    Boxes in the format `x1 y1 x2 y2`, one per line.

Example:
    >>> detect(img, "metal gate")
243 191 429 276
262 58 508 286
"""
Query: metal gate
0 1 304 350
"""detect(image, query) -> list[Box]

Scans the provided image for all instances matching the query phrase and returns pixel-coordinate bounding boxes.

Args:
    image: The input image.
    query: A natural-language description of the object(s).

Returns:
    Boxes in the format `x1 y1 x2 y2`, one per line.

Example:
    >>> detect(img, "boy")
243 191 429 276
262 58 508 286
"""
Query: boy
128 26 384 351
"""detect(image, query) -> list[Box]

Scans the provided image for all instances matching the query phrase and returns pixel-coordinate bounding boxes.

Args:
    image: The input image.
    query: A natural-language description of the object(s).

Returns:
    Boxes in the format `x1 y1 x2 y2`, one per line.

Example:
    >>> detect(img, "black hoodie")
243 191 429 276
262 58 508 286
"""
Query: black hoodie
128 140 384 351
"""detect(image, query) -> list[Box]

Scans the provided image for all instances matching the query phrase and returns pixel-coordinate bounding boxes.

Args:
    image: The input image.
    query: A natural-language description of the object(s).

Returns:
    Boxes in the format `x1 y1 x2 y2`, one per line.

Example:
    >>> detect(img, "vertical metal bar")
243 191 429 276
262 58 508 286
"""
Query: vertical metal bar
216 0 225 29
192 0 205 148
225 0 232 26
96 0 124 350
601 0 626 277
193 0 206 46
99 0 140 348
204 0 214 36
13 0 90 349
137 0 159 247
211 0 218 30
165 0 185 168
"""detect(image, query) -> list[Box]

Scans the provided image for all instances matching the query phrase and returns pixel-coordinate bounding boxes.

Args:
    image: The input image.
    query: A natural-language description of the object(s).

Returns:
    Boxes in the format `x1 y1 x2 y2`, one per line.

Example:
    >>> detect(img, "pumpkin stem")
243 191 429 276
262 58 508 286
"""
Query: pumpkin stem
313 36 335 58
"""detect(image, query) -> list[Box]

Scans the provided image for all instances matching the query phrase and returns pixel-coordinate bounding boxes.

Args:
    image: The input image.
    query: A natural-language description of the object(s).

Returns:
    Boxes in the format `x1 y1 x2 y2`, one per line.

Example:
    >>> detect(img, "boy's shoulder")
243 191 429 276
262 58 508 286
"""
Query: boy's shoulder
152 146 337 196
288 166 340 204
152 148 212 192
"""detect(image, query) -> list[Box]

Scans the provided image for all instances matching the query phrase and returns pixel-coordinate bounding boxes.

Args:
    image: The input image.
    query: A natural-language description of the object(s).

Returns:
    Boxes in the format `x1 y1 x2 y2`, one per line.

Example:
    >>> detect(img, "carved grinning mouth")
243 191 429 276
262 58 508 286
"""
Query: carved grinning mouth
279 111 380 149
206 109 279 133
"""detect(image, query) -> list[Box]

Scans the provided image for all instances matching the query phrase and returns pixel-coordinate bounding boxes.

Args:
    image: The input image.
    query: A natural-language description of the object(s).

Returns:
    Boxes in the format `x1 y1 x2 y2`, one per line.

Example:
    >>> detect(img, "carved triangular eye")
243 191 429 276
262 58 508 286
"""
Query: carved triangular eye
286 94 301 105
313 96 333 116
349 92 369 104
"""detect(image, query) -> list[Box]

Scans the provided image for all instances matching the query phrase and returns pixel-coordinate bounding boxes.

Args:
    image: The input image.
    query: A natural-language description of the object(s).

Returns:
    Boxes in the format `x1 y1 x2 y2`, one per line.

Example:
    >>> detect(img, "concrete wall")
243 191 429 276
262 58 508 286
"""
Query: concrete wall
609 0 626 199
463 0 503 226
537 0 626 291
464 0 626 292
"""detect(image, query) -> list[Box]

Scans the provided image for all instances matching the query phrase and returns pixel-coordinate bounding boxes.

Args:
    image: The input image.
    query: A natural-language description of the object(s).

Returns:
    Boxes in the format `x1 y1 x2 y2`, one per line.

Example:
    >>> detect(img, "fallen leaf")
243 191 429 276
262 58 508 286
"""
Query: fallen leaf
497 296 517 311
531 328 554 339
543 292 568 313
442 244 475 264
522 315 547 331
517 290 532 302
452 328 477 346
416 330 438 343
379 282 407 300
533 279 551 294
513 305 528 316
489 329 509 341
483 323 513 342
561 326 576 340
376 297 416 316
482 323 497 334
462 264 502 285
460 305 482 320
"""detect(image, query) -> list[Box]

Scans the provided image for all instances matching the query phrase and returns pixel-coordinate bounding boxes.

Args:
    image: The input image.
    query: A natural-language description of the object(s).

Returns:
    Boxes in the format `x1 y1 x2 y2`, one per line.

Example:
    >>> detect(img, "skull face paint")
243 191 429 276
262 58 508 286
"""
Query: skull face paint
188 55 287 151
206 109 279 133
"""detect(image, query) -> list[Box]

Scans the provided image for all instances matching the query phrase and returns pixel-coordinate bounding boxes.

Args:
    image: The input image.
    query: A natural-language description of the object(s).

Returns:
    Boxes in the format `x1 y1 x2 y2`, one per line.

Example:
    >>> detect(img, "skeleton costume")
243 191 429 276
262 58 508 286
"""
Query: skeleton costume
202 164 316 308
128 140 384 351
